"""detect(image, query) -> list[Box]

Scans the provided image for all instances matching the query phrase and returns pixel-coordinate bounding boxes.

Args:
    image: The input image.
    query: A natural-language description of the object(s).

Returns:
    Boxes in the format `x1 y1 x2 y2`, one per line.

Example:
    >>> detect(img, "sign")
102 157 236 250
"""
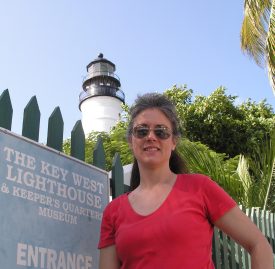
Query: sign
0 128 109 269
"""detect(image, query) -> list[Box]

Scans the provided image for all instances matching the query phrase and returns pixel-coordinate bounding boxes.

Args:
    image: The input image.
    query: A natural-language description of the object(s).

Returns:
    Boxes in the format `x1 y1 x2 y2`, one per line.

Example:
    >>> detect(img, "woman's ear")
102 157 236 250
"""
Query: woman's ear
172 136 178 151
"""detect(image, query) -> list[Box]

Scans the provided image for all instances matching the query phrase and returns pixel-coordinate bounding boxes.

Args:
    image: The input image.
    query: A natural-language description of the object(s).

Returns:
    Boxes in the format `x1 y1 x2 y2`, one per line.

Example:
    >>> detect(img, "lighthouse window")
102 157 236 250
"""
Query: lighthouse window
99 63 108 73
91 64 100 73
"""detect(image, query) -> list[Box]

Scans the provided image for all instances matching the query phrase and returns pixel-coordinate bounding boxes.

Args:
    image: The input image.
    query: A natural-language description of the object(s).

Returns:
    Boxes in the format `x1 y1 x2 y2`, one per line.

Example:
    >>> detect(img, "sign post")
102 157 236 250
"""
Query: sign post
0 128 109 269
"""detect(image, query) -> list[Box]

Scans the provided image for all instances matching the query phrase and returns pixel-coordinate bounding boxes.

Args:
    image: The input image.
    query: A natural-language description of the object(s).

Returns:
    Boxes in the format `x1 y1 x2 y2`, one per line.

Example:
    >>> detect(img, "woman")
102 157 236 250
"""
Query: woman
98 93 273 268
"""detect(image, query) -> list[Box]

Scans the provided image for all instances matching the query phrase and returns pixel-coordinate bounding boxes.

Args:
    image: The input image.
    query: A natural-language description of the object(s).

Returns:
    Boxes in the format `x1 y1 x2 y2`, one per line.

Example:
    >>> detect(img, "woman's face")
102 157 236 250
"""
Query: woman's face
128 108 177 169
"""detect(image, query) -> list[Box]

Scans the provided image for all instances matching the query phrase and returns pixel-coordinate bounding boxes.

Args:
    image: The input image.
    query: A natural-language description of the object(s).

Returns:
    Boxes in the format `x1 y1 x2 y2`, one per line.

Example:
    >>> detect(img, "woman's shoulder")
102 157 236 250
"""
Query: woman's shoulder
103 193 128 214
176 173 233 200
176 173 214 192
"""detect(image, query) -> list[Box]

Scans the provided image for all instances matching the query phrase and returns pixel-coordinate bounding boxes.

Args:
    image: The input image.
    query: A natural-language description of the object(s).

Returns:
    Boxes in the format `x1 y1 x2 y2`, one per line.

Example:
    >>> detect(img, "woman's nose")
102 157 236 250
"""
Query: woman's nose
146 129 157 140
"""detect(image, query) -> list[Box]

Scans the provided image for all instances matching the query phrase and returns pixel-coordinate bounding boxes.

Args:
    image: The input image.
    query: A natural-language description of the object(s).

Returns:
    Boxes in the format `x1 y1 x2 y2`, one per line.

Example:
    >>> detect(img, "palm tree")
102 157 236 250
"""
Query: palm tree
177 139 245 204
240 0 275 95
178 133 275 210
247 130 275 211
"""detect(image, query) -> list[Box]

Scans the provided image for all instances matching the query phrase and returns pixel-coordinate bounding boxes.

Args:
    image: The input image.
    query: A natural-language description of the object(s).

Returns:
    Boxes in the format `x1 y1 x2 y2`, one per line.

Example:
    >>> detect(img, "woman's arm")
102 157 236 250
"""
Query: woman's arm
99 245 120 269
214 206 273 269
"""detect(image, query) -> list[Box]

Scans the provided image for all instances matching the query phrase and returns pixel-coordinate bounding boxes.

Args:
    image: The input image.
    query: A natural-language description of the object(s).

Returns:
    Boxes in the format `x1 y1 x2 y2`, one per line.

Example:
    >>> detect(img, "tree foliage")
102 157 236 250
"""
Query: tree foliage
177 138 243 202
165 85 275 158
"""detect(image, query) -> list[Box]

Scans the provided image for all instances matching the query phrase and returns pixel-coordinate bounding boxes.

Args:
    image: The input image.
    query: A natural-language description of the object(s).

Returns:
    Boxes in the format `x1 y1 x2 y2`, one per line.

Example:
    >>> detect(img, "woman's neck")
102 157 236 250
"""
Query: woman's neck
138 166 176 189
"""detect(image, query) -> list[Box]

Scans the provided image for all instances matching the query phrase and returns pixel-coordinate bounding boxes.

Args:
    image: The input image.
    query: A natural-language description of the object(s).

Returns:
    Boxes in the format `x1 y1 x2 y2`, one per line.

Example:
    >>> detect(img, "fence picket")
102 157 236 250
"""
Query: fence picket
0 89 13 130
229 238 237 269
221 232 230 269
268 212 272 243
22 96 40 141
71 120 85 161
258 209 264 235
111 152 124 199
93 136 106 170
237 243 244 269
47 107 64 151
212 227 222 269
272 213 275 250
243 207 250 268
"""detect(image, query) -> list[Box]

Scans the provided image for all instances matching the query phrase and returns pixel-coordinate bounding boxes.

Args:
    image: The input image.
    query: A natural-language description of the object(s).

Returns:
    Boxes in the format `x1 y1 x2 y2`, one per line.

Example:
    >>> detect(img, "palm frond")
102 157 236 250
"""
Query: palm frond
266 2 275 94
263 157 275 209
241 14 265 66
241 0 270 66
246 129 275 210
237 155 252 197
262 130 275 209
177 139 243 202
241 0 275 94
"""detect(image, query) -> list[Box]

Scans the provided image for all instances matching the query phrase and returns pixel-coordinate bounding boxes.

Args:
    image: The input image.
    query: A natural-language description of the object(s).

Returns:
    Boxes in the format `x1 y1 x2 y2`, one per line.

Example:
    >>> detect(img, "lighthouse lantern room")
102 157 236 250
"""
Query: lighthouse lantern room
79 53 125 135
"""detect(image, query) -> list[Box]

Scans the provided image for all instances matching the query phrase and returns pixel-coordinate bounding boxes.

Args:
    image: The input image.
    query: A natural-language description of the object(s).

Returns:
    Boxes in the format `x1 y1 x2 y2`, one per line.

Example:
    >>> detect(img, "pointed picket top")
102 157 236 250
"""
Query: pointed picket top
252 210 258 227
262 210 268 237
47 107 64 151
22 96 40 141
268 212 273 247
111 152 124 199
93 136 106 170
71 120 85 161
0 89 13 130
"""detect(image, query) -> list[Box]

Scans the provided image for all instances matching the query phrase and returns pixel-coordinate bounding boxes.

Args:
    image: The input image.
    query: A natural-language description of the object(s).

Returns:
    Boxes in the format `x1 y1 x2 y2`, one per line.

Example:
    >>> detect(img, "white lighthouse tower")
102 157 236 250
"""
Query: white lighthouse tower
79 53 125 135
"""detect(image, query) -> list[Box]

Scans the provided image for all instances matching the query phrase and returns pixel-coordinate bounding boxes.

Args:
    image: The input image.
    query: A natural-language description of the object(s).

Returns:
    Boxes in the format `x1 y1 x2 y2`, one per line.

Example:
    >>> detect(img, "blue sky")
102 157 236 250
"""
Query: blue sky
0 0 274 142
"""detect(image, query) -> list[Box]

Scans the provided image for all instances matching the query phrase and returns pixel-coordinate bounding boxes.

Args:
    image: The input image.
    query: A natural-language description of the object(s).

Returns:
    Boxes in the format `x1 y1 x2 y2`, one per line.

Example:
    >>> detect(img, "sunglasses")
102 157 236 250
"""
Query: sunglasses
132 125 172 140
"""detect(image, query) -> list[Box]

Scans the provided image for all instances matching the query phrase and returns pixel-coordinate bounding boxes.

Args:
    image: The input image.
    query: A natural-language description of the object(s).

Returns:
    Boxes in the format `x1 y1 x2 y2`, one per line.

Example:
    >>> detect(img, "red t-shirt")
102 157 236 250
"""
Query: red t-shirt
98 174 236 269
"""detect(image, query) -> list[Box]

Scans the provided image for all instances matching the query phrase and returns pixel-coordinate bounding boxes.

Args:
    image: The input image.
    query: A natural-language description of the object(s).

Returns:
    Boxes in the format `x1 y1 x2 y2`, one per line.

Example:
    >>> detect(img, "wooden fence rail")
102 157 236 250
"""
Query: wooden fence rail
0 89 274 268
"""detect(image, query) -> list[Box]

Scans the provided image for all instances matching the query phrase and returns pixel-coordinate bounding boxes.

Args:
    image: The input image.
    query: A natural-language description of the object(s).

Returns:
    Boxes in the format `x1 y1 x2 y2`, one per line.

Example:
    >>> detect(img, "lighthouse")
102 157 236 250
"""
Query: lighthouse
79 53 125 135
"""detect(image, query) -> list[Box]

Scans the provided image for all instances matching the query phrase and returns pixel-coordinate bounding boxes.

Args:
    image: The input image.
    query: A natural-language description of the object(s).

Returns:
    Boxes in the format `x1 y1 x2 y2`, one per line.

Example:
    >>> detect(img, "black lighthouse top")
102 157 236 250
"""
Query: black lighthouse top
79 53 125 109
86 53 115 71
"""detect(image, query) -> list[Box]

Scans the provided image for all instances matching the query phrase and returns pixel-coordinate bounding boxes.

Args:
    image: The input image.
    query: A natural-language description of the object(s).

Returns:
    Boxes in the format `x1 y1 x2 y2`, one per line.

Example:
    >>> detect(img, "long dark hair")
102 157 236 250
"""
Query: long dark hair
127 93 189 191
